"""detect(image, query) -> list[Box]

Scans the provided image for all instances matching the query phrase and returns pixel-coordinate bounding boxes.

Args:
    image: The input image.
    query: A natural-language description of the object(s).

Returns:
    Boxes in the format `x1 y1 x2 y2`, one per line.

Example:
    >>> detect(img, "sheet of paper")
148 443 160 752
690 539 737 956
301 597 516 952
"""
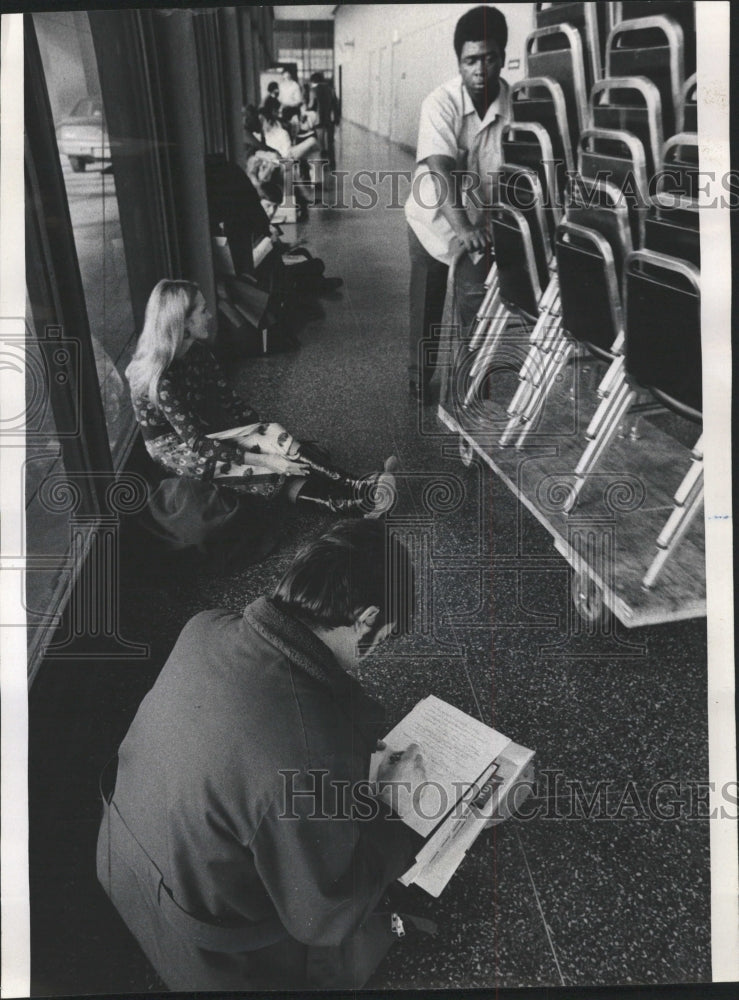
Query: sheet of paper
399 760 499 884
401 741 535 894
252 236 273 269
206 423 261 441
372 696 510 837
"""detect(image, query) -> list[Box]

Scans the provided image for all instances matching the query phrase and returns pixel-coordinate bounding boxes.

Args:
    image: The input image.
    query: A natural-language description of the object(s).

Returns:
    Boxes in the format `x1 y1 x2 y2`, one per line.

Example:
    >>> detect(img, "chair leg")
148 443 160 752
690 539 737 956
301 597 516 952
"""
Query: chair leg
520 328 569 402
597 353 625 400
467 268 500 352
535 291 562 356
642 437 704 590
515 335 574 448
563 378 637 513
499 321 567 447
463 307 511 408
468 300 508 379
585 370 629 444
503 343 546 419
505 285 563 425
529 278 560 349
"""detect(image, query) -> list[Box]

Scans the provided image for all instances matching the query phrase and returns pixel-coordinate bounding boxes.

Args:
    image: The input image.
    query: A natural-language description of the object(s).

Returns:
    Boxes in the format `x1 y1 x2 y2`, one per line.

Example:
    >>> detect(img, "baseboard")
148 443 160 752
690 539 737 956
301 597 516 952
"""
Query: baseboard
340 118 415 156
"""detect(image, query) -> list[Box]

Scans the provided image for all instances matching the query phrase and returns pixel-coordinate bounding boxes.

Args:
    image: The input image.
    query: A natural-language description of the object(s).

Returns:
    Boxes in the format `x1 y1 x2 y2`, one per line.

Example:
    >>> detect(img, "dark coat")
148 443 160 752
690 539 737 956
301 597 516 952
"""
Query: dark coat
97 597 417 990
311 80 340 126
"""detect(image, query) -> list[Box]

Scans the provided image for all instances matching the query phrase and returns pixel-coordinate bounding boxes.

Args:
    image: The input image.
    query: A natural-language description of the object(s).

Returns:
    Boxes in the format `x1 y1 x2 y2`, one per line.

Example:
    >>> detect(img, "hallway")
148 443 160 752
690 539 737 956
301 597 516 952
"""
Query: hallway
29 121 711 994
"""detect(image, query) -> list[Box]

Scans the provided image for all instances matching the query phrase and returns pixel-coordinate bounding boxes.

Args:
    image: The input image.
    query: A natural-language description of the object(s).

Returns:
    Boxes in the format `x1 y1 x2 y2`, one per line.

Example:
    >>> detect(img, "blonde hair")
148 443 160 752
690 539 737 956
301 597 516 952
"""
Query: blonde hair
126 279 200 409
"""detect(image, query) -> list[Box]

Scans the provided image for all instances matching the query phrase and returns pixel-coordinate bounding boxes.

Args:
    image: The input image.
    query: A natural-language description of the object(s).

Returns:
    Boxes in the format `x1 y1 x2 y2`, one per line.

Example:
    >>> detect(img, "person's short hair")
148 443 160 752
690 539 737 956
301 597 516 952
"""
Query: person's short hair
453 5 508 59
272 520 414 632
267 81 279 94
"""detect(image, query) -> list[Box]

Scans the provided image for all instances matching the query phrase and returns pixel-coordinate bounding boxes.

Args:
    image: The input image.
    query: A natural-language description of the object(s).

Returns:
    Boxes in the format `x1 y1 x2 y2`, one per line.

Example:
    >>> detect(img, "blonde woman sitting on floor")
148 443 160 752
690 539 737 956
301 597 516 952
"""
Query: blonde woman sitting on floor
126 280 397 552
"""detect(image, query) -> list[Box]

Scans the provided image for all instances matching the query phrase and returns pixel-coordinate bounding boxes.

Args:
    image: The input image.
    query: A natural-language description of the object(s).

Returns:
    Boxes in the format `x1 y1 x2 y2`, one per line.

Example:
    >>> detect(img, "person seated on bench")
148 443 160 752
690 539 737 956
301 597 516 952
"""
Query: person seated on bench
205 155 343 304
126 279 398 537
97 518 426 990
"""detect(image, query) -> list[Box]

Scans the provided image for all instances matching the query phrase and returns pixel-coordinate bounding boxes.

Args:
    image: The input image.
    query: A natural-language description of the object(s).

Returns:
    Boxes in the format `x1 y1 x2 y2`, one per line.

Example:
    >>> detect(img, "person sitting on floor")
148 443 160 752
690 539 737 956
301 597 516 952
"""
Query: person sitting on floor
97 518 427 990
126 280 397 555
254 104 319 220
204 156 343 310
259 103 318 163
241 104 285 207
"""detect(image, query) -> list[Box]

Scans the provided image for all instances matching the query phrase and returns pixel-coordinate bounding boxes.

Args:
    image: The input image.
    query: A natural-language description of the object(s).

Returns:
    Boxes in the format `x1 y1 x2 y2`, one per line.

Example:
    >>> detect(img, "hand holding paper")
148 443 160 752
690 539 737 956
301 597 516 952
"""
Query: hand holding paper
370 697 534 895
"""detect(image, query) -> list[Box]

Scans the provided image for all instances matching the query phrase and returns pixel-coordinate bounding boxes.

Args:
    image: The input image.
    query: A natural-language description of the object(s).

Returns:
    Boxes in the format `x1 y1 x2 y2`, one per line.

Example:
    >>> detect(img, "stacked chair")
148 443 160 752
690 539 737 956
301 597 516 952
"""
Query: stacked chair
456 1 701 592
464 162 556 409
464 25 583 421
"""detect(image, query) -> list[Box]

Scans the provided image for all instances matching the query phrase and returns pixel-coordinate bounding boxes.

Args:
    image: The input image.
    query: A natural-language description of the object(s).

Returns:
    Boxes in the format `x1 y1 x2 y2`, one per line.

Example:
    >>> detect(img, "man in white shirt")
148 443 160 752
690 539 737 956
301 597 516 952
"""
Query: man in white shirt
279 68 304 128
404 6 510 401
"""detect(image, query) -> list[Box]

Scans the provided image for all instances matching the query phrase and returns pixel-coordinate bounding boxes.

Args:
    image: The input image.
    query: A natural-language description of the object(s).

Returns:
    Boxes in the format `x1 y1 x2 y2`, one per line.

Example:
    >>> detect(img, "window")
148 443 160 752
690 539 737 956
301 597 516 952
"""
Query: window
34 10 137 464
273 19 335 83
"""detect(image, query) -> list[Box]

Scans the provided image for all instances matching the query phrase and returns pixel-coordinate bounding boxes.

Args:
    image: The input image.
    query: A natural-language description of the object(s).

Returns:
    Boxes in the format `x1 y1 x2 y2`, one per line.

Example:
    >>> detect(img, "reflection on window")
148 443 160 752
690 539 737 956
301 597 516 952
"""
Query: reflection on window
33 10 136 464
24 313 90 659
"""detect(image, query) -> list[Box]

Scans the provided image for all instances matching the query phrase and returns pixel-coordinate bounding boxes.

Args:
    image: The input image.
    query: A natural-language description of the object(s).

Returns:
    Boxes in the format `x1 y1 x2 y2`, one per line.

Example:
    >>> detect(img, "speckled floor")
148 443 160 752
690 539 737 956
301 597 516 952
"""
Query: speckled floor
28 122 711 995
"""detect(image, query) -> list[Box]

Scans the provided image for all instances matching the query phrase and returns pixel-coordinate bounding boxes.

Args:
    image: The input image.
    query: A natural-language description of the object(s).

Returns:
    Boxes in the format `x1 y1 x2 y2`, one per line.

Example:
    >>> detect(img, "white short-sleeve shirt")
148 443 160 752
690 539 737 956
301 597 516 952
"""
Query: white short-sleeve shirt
279 78 303 108
405 76 510 265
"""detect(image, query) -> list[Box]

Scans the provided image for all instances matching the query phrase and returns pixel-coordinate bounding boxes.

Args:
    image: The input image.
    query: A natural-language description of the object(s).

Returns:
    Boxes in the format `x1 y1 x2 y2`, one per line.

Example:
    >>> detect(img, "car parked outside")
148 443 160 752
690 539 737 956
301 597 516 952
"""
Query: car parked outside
56 97 110 172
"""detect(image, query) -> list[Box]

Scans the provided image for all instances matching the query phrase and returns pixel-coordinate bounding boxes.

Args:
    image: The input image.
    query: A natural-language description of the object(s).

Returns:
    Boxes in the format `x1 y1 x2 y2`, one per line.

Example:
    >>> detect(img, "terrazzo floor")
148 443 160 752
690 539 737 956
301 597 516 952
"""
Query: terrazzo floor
28 122 712 996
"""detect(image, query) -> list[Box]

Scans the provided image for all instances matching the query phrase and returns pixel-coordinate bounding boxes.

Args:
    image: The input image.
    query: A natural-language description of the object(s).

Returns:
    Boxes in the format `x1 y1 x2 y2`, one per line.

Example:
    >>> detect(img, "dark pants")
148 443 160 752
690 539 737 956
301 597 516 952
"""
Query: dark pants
408 226 449 390
455 246 495 333
315 124 336 171
408 225 493 389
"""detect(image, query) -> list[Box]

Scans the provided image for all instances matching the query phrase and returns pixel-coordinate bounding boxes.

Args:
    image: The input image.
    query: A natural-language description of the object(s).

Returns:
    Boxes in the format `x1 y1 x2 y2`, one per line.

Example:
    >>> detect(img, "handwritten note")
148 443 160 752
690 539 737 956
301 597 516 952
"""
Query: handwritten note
372 696 510 837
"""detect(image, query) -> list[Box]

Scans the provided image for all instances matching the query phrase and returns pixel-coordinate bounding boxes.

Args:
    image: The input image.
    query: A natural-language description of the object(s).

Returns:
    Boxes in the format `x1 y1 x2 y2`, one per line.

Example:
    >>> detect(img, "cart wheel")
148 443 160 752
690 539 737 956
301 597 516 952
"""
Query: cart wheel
571 572 604 625
459 436 474 467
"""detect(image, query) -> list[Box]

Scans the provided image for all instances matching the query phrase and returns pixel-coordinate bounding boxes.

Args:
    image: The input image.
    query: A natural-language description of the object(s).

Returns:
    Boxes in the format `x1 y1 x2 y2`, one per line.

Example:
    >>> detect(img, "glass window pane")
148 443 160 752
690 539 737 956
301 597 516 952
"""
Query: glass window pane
24 312 94 659
33 10 136 464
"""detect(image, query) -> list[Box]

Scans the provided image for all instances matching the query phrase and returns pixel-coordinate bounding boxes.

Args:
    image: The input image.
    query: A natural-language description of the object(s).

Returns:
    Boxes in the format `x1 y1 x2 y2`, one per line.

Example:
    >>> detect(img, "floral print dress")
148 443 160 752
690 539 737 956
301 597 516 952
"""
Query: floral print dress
132 343 294 499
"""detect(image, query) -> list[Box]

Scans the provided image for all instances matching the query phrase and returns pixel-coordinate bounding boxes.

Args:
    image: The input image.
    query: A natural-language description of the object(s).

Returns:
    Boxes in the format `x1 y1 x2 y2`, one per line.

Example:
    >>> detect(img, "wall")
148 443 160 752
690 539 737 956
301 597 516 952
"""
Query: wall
334 3 535 149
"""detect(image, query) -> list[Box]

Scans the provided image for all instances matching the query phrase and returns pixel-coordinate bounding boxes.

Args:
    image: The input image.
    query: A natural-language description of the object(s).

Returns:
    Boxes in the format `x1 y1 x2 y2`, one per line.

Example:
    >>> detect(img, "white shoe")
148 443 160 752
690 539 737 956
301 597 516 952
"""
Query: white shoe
364 456 399 519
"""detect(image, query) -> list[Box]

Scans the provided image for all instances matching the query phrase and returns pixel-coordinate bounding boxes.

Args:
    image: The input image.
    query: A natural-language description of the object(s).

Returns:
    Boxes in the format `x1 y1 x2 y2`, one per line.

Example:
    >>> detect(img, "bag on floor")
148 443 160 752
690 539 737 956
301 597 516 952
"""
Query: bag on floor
215 278 299 359
145 477 242 552
143 477 280 569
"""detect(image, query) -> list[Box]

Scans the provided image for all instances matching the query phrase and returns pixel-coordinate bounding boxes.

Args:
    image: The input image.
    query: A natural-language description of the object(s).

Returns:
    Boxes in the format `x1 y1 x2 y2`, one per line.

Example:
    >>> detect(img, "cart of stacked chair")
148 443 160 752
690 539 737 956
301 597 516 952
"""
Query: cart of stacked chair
439 1 704 627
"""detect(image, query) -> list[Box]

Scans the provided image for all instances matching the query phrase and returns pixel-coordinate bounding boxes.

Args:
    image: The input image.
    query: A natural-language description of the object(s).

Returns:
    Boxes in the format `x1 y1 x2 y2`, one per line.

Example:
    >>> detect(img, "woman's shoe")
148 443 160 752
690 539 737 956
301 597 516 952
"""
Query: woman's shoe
294 479 363 517
294 456 398 518
360 456 399 519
